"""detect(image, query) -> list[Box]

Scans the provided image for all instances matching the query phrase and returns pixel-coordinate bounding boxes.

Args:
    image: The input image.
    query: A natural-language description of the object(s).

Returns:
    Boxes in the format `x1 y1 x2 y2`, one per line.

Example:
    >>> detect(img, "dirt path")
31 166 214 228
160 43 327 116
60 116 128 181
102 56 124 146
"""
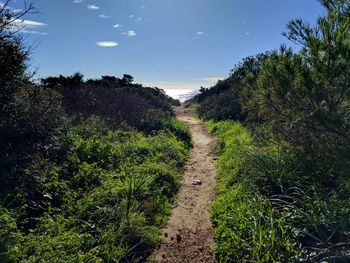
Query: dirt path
149 106 217 262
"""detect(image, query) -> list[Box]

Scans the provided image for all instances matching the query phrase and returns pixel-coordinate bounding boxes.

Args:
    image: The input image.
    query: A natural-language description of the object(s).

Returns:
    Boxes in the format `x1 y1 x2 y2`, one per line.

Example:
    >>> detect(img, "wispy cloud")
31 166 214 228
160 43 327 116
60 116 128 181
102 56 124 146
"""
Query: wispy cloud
129 14 134 18
73 0 83 3
22 30 48 35
126 30 136 37
87 4 99 10
10 19 47 35
96 41 118 47
113 24 122 28
140 5 147 9
135 17 143 23
196 31 205 36
13 19 47 27
245 32 251 36
99 14 111 19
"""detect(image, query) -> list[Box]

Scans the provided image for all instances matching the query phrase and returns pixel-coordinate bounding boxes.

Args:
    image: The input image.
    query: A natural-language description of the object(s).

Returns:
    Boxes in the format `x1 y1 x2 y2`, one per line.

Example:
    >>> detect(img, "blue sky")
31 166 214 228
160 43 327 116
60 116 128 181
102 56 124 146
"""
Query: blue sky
8 0 324 92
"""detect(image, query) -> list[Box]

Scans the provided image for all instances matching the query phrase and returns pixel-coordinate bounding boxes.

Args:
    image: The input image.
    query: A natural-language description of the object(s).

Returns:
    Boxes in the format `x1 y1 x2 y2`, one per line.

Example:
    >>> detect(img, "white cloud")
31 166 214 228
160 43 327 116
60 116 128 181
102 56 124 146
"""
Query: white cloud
99 14 111 19
12 19 47 28
73 0 83 3
9 19 47 35
87 4 99 10
135 17 143 23
245 32 251 36
22 30 48 35
126 30 136 37
196 31 205 36
96 41 118 47
129 14 134 18
113 24 122 28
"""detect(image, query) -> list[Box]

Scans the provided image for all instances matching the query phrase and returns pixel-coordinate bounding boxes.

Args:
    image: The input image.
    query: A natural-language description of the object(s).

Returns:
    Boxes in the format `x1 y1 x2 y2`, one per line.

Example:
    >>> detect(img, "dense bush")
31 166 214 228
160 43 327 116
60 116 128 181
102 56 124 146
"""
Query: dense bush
191 53 268 121
209 121 350 262
41 73 180 133
1 117 190 262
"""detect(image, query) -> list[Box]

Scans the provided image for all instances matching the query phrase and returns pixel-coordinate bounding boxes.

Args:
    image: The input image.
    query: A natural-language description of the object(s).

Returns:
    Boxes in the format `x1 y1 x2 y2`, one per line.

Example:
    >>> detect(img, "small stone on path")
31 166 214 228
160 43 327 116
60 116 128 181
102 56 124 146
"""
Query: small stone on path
192 179 202 185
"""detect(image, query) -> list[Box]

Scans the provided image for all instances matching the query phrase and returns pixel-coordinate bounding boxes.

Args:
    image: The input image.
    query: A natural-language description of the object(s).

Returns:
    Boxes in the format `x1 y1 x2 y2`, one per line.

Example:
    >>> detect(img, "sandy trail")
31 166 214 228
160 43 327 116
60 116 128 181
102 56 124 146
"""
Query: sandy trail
149 106 217 263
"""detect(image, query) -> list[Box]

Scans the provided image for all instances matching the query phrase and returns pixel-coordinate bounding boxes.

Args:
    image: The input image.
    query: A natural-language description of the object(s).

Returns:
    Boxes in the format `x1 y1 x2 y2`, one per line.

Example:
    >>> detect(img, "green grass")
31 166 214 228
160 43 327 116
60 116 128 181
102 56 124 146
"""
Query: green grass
207 120 252 192
1 117 191 262
212 182 296 262
208 121 298 262
208 121 350 262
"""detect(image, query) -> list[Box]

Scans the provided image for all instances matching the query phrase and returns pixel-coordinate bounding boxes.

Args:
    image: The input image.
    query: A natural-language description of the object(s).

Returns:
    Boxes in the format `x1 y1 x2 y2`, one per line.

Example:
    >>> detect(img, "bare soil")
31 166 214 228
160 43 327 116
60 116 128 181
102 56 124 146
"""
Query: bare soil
149 106 217 263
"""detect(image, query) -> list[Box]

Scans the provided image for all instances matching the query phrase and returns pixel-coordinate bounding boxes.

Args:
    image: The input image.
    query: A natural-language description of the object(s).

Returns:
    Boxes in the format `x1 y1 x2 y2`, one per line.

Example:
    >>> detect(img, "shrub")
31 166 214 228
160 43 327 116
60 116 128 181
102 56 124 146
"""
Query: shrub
209 120 350 262
191 53 269 122
1 117 190 262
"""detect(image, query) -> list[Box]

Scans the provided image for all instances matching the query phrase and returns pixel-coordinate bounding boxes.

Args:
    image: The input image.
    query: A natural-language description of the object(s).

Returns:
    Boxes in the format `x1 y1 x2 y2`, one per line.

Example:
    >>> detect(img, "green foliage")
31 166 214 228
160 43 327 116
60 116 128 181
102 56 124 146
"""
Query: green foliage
41 74 179 133
191 53 269 122
210 122 298 262
196 79 243 121
207 121 252 192
0 85 67 205
243 0 350 177
1 117 190 262
209 120 350 262
212 183 297 262
0 36 28 101
163 118 192 149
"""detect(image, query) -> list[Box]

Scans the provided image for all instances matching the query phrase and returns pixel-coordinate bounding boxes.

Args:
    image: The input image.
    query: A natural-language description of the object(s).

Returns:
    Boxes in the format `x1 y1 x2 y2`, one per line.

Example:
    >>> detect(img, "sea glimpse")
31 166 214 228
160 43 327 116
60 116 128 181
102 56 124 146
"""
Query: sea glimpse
164 88 200 102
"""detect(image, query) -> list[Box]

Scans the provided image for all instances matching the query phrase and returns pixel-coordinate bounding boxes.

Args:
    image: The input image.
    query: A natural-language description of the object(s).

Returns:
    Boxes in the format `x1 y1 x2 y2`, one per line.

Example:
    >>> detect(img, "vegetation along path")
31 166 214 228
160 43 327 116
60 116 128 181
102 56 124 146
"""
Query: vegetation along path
150 106 217 262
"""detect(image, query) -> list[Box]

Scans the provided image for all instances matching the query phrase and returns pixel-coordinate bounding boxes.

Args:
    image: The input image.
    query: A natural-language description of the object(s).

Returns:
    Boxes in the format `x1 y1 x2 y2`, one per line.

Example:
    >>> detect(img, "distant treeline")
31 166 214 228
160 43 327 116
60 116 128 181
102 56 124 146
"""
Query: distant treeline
189 0 350 261
41 73 180 131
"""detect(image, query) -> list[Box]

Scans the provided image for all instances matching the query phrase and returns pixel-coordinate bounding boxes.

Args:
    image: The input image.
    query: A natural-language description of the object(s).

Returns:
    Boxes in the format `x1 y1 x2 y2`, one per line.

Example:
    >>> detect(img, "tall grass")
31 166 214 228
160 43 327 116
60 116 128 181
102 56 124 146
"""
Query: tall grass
209 121 350 262
207 120 252 192
1 117 191 262
212 182 296 262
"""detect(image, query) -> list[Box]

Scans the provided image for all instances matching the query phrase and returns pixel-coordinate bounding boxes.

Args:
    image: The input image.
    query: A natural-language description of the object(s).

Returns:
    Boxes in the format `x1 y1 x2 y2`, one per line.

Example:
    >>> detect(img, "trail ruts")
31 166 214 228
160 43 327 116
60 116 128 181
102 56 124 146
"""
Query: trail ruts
149 106 217 263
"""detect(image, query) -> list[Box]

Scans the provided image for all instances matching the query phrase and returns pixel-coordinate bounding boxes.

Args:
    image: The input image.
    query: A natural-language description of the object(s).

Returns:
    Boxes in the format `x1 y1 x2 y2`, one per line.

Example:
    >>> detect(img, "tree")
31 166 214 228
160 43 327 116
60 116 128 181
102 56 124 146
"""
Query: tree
246 0 350 182
0 1 66 200
120 74 134 85
193 53 269 121
0 1 36 104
